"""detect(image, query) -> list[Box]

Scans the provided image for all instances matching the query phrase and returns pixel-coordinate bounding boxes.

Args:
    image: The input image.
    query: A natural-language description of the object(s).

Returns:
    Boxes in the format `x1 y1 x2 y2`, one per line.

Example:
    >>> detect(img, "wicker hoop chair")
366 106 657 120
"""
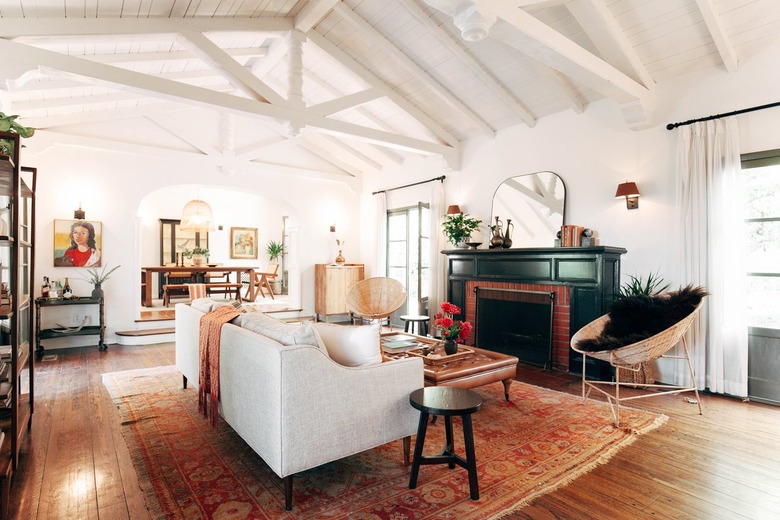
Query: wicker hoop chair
570 299 705 427
345 277 407 327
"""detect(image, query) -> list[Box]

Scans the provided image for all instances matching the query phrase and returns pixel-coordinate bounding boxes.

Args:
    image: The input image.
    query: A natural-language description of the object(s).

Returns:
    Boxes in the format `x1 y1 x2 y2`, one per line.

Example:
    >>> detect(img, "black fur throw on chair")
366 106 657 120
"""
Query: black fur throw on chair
577 285 708 352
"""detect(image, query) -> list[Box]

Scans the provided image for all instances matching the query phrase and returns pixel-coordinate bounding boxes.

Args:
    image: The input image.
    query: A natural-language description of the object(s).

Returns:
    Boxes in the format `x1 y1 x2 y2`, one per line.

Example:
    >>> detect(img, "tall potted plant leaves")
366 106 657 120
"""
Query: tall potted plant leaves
266 240 285 293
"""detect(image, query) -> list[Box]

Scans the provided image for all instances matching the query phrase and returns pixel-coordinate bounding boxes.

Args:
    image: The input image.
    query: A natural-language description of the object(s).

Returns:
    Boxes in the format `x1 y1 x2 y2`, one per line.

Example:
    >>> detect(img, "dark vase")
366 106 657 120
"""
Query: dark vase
444 339 458 355
91 284 104 300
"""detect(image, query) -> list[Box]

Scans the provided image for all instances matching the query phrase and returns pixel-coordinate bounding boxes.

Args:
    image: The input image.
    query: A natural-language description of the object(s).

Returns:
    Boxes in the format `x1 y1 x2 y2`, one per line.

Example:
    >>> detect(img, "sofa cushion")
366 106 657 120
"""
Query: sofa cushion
310 321 382 367
240 313 322 350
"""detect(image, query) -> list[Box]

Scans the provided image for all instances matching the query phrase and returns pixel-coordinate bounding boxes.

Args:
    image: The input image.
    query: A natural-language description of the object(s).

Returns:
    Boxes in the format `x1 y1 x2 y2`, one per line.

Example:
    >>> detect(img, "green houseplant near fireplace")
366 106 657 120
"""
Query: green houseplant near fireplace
442 213 482 247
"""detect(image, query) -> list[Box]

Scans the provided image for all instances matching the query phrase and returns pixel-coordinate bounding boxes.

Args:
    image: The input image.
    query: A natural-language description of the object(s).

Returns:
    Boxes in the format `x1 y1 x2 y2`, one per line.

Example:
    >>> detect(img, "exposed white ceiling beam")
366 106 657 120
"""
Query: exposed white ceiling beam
532 61 584 114
85 47 267 65
488 3 648 102
30 129 355 183
306 30 461 162
12 92 160 111
334 2 494 136
178 30 286 105
298 137 362 177
0 17 292 38
398 0 536 128
145 112 221 156
566 0 655 89
295 0 341 32
314 134 384 171
694 0 738 73
0 38 456 161
307 89 383 116
250 35 288 78
19 105 193 129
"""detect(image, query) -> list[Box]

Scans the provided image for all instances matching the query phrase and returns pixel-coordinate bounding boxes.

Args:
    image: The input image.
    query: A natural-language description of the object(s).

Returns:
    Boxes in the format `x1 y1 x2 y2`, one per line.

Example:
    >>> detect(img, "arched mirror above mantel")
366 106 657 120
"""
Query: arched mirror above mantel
490 171 566 248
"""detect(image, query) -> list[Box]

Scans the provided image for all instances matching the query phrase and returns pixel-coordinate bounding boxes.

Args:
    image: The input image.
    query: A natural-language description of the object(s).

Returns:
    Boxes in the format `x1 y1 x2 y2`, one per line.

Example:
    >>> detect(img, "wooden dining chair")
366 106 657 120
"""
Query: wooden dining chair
244 263 279 301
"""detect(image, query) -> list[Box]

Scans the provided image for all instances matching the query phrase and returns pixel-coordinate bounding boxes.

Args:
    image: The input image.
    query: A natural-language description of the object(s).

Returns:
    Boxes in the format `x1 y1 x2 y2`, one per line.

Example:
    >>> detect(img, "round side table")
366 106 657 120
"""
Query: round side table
408 386 483 500
401 315 430 336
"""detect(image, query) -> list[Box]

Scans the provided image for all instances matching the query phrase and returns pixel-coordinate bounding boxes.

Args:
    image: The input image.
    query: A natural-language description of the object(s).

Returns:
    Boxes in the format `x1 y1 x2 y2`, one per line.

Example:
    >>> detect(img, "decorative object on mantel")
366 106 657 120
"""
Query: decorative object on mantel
557 225 598 247
489 216 504 248
615 181 640 209
502 218 514 248
434 301 473 354
442 211 482 247
77 263 121 299
466 241 482 250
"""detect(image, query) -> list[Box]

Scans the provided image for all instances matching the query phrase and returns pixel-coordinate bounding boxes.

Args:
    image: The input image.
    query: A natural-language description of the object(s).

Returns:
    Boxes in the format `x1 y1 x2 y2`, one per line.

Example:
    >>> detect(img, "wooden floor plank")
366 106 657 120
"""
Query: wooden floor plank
6 344 780 519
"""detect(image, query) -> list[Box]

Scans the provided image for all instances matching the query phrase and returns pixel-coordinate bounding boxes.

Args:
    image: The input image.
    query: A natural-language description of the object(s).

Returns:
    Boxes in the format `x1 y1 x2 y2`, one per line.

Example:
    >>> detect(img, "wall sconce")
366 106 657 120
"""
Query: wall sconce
74 203 85 220
615 182 640 209
446 205 463 215
330 224 336 233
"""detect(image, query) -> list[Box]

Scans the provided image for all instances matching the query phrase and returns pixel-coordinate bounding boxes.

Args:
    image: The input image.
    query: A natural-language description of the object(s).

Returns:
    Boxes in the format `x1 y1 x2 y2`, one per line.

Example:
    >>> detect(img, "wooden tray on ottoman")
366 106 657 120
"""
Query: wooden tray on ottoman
405 345 474 365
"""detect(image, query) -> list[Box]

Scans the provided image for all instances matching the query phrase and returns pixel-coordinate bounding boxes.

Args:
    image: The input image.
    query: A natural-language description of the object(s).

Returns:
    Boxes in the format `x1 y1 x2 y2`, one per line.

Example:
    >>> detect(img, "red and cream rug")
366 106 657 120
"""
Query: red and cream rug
103 366 666 519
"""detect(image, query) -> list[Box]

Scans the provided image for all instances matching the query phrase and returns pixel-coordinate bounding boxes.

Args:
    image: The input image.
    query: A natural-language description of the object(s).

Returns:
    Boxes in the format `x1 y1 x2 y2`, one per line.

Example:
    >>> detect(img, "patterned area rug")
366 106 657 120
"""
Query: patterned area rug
103 366 666 519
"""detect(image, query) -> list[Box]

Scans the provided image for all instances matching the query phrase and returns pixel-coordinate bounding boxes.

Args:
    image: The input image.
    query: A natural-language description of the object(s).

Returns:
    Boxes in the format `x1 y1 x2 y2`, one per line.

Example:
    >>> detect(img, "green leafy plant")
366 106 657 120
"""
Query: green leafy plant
77 264 121 285
266 240 284 261
618 271 670 298
183 247 209 258
0 112 35 156
441 213 482 246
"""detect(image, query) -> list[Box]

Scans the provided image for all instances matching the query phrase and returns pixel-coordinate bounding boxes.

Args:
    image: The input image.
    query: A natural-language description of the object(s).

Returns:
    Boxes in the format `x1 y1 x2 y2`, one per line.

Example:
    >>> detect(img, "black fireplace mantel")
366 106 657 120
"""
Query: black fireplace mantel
443 246 627 375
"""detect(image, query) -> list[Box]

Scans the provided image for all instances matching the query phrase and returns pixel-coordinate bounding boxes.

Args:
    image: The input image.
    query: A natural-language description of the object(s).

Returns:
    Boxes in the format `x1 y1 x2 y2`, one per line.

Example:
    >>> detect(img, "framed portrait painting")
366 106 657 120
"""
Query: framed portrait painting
54 219 103 267
230 227 258 259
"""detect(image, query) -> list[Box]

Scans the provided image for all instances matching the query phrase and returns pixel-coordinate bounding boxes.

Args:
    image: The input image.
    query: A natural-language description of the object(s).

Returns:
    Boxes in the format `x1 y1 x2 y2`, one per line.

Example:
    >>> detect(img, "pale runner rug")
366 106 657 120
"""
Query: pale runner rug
102 366 666 520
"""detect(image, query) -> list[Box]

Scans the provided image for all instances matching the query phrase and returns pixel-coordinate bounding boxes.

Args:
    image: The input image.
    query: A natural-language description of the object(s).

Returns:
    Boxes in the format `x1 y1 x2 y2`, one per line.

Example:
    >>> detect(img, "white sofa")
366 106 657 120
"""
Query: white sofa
174 303 424 511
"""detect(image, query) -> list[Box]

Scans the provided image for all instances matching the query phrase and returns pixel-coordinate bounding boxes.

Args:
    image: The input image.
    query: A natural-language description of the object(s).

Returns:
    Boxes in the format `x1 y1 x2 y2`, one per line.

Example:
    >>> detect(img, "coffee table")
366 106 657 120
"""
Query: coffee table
382 333 519 401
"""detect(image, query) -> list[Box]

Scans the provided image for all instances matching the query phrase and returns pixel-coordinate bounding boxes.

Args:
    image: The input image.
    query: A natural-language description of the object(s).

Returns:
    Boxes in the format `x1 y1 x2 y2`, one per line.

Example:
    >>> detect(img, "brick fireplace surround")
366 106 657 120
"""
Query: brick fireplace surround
443 246 626 375
464 281 571 370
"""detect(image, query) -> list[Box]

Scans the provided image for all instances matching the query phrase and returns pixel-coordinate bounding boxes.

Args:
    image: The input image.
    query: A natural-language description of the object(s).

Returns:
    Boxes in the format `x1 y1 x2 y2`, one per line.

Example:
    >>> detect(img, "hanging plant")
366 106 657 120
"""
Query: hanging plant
0 112 35 158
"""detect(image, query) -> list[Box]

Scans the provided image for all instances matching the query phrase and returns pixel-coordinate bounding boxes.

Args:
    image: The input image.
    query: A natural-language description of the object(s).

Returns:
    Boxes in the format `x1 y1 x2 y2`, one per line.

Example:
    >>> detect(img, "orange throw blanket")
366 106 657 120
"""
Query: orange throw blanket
198 305 241 427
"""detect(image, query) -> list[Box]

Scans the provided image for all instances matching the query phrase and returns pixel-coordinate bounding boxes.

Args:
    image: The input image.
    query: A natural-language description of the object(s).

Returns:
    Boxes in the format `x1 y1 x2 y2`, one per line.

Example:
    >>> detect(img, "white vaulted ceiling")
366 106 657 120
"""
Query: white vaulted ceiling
1 0 779 179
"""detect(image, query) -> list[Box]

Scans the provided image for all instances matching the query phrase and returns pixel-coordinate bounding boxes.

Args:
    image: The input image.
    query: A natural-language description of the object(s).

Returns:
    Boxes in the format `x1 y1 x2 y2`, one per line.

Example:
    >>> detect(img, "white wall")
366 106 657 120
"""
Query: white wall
363 42 780 292
25 144 362 346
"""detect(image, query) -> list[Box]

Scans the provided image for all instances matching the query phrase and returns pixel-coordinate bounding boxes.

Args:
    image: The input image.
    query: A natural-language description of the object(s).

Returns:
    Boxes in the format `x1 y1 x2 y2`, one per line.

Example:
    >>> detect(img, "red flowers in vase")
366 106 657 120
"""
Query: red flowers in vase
434 302 473 343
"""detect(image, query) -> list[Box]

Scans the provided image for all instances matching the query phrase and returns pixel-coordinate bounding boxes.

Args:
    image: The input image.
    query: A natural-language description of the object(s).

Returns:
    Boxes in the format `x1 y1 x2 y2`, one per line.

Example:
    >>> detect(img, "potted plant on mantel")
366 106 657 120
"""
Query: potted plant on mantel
441 212 482 247
266 240 285 294
183 247 209 266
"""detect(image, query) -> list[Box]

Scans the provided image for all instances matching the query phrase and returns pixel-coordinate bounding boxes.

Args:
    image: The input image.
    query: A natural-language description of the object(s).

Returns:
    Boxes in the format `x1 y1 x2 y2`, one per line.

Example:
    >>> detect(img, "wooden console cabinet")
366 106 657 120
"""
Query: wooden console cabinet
315 264 364 322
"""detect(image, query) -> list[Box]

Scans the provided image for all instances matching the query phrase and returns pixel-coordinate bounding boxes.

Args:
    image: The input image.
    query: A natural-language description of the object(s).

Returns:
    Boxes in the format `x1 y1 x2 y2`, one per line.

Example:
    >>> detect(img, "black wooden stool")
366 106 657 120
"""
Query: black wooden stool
408 386 483 500
401 315 430 336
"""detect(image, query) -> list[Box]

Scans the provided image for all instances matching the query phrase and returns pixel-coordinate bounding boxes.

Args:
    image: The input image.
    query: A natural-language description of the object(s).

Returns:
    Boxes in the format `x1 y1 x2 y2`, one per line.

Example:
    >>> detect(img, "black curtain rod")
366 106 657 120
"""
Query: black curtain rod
666 101 780 130
372 175 446 195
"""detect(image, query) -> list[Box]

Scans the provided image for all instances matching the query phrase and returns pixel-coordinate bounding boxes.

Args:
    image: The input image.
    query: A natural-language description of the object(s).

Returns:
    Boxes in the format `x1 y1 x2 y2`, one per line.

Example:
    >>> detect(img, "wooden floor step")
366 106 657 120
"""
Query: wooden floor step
116 327 175 337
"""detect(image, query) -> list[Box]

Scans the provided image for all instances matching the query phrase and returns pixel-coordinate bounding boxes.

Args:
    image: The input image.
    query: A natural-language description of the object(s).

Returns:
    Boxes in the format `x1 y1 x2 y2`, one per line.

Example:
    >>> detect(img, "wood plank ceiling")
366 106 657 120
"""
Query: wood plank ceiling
0 0 779 179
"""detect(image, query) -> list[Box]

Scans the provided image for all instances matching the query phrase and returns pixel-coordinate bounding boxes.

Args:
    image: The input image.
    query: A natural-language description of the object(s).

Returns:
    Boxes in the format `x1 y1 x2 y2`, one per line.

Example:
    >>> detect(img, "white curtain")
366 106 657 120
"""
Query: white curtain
675 118 748 397
375 192 387 276
428 181 446 317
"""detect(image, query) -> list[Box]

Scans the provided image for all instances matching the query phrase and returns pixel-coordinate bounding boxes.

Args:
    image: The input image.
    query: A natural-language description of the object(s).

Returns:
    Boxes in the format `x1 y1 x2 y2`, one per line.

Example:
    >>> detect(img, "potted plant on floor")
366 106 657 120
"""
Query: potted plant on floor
266 240 284 294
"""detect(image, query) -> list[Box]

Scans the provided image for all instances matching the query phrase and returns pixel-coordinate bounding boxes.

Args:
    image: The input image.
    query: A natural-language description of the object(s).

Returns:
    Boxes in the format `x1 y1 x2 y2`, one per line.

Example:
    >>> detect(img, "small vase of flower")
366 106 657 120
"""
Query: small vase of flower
77 264 121 299
434 301 473 355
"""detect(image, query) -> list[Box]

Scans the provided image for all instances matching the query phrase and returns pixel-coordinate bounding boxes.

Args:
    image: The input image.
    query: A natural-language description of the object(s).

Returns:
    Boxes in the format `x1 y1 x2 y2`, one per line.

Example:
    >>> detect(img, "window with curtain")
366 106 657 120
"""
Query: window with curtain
741 149 780 330
387 203 430 320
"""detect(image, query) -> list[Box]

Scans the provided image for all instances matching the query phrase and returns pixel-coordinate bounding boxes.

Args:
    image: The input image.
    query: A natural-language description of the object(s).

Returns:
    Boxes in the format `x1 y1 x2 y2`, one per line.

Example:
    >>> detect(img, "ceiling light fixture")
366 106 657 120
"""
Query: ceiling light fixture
423 0 496 42
180 199 216 233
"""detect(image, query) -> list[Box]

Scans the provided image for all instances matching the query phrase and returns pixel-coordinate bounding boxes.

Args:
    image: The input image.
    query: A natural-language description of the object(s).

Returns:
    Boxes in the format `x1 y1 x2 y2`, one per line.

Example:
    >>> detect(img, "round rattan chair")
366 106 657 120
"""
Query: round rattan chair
571 299 705 427
346 277 407 326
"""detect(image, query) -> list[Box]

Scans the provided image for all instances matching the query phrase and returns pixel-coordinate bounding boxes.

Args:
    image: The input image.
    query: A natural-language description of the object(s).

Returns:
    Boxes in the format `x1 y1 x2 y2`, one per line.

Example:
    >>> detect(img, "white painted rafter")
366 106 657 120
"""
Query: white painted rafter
295 0 341 32
398 0 536 128
334 2 494 135
308 89 383 116
567 0 655 88
306 30 461 167
532 61 584 114
0 38 456 162
178 30 287 105
693 0 738 73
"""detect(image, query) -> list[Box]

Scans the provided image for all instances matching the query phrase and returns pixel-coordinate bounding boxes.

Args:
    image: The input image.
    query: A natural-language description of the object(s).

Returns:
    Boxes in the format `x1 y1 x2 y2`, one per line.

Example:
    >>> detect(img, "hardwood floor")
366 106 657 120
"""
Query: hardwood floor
7 344 780 519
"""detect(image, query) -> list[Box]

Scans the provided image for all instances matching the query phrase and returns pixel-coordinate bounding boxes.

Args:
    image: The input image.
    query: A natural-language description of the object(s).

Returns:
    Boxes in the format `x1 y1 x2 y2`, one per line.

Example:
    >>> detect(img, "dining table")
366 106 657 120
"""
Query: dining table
140 265 260 307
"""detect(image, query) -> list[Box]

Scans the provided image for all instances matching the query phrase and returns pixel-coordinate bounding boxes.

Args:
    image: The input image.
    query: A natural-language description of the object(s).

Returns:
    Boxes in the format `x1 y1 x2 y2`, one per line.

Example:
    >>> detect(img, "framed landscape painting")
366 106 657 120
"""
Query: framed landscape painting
53 219 103 267
230 227 258 259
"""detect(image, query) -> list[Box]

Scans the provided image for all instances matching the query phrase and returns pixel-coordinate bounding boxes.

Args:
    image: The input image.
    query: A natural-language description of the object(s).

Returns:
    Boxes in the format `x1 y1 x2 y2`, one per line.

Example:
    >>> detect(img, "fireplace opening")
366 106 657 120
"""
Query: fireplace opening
475 287 555 369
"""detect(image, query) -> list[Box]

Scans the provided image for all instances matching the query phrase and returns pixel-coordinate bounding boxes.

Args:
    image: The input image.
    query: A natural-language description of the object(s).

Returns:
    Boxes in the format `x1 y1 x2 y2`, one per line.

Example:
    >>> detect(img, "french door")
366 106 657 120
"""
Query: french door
387 203 430 327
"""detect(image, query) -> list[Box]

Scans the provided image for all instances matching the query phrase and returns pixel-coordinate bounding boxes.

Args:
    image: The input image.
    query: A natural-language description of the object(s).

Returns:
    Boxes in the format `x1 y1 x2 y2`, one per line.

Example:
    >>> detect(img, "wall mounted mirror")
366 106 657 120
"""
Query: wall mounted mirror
490 171 566 248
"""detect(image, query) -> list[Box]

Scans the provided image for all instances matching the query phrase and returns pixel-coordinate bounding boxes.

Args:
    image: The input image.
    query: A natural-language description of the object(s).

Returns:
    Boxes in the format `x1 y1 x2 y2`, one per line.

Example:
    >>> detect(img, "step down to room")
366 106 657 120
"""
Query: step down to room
116 327 175 346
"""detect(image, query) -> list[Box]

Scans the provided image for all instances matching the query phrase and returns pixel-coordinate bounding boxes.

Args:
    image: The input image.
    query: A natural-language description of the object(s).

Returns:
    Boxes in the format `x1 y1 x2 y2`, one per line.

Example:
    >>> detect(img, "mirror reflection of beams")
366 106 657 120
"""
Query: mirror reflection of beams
491 171 566 248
